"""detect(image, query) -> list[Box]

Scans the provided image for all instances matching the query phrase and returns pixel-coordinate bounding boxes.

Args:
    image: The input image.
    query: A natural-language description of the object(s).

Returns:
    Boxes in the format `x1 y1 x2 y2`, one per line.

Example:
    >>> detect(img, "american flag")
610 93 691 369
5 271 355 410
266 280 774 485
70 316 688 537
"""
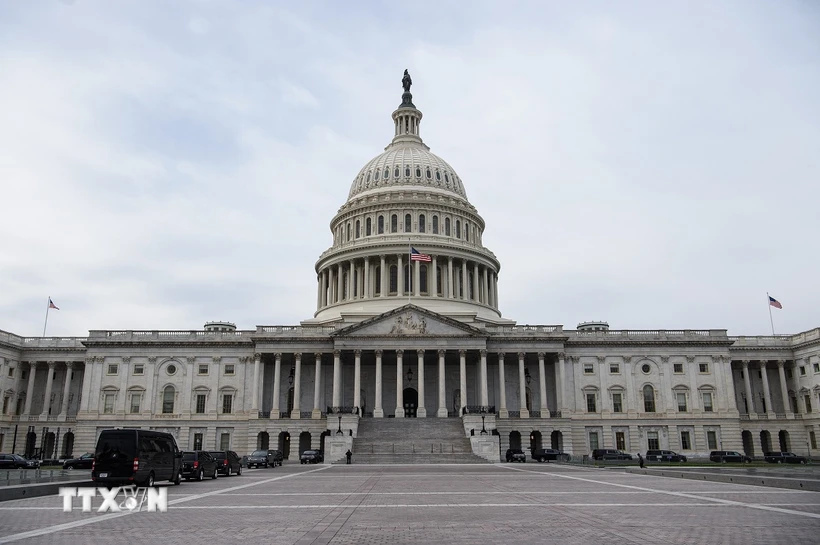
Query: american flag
410 247 431 262
768 296 782 310
48 298 59 310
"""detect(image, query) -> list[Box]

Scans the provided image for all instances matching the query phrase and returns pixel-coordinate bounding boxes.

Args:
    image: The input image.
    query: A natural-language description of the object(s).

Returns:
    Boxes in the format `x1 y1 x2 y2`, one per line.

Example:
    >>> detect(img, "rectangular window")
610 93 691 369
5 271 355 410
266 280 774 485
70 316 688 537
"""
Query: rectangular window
814 363 820 373
615 431 625 450
196 394 206 414
583 364 594 374
198 364 209 375
103 394 115 414
677 392 688 412
21 370 27 380
224 364 235 376
222 394 233 414
107 364 118 375
586 393 597 413
702 392 713 412
7 367 13 377
589 432 599 451
193 433 203 451
707 430 718 450
130 393 141 414
220 433 230 450
805 395 812 413
699 363 709 373
610 364 620 374
647 431 659 450
673 363 683 374
2 397 9 414
133 364 144 375
680 431 691 450
612 393 623 413
811 431 817 450
800 366 806 376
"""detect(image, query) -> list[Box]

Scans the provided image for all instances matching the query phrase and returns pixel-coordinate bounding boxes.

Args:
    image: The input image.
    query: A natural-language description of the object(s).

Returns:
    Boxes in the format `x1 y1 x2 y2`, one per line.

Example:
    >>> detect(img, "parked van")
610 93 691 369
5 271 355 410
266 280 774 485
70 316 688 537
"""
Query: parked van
93 429 182 487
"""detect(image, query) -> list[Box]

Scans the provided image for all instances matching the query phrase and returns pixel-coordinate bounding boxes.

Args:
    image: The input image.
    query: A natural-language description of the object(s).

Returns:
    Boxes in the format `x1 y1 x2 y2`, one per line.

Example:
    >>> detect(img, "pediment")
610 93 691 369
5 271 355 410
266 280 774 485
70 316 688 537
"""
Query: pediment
332 304 484 338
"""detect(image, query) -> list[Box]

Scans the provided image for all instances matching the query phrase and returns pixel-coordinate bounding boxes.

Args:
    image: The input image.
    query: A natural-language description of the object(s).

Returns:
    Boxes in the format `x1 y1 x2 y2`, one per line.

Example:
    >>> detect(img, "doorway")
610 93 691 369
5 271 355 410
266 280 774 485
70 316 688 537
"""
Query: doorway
278 431 291 459
403 388 418 418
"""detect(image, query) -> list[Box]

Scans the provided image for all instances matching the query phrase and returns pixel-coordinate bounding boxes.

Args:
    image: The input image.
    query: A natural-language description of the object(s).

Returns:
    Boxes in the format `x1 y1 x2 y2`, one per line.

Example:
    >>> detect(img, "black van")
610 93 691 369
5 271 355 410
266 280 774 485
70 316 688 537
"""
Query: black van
93 429 182 487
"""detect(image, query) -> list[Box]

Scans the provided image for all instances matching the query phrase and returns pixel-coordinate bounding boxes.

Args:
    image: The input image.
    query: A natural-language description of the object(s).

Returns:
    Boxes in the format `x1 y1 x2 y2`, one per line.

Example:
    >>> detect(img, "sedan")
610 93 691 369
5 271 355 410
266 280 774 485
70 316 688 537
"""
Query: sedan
531 448 567 462
63 453 94 470
0 454 40 469
764 451 808 464
300 450 324 464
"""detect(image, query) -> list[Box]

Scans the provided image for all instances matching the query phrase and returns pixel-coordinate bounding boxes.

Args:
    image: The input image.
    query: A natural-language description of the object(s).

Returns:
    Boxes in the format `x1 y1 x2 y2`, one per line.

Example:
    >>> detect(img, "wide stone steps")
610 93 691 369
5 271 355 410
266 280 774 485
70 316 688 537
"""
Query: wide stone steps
336 453 487 464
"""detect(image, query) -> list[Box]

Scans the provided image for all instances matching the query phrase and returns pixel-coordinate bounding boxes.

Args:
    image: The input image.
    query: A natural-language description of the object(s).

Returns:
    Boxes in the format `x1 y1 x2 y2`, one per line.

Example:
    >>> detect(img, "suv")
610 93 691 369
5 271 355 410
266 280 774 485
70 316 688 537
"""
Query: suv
646 450 687 462
93 429 182 487
592 449 633 461
505 449 526 463
300 450 324 464
63 453 95 470
210 450 243 476
764 451 808 464
246 449 279 468
709 450 752 463
181 451 219 481
531 448 567 463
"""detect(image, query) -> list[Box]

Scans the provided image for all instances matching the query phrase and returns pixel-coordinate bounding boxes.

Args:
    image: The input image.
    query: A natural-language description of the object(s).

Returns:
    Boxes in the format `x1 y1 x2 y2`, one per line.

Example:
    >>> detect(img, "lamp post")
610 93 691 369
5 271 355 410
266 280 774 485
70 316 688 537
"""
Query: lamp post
336 414 343 435
481 415 487 435
288 367 295 387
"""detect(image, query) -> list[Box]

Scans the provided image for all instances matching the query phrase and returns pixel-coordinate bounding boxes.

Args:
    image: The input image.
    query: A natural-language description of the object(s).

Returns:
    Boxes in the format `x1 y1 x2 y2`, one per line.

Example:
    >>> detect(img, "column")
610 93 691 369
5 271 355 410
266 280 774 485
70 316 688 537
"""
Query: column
332 350 341 408
271 353 282 418
742 360 755 416
59 362 74 417
447 257 454 298
395 350 405 417
321 270 328 307
461 260 468 300
417 350 426 417
397 253 404 296
459 350 467 415
432 255 438 297
493 273 499 307
518 352 530 418
336 263 343 302
498 353 508 418
777 360 792 415
364 257 370 299
23 362 37 415
538 352 549 416
414 259 420 297
479 350 488 407
328 267 335 304
437 350 447 417
40 361 56 418
312 353 322 419
353 350 362 412
251 353 261 413
291 353 302 418
759 360 773 416
374 350 384 417
472 263 479 302
379 255 386 298
557 353 566 414
484 268 490 304
347 259 353 300
316 273 322 308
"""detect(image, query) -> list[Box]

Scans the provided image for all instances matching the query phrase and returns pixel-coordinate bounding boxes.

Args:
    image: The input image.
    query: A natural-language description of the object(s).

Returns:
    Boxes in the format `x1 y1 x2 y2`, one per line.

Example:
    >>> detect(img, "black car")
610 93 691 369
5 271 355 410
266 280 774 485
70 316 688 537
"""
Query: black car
531 448 568 463
709 450 752 463
646 450 687 462
505 449 526 463
270 450 284 466
93 429 182 487
764 451 808 464
181 451 219 481
592 449 633 461
246 449 279 468
63 453 94 470
210 450 243 476
0 453 40 469
300 450 323 464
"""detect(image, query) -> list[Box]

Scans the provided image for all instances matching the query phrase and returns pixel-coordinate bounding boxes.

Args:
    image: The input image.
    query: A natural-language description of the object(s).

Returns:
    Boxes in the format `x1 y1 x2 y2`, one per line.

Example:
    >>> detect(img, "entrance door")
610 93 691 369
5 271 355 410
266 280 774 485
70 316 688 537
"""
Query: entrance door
403 388 418 418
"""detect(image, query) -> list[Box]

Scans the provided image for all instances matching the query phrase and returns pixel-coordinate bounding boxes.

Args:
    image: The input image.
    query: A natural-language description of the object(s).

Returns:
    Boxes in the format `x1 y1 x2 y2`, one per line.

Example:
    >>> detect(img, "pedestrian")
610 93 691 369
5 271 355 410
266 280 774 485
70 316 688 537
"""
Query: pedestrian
638 453 645 469
345 449 352 465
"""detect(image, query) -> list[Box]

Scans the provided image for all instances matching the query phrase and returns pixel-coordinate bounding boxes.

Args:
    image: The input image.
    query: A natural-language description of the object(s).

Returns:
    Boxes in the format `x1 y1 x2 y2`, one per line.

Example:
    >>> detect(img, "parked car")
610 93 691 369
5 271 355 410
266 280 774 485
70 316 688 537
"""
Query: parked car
531 448 567 462
763 451 808 464
210 450 243 476
181 451 219 481
93 429 182 486
709 450 752 463
592 449 633 461
0 453 40 469
505 448 526 463
63 453 94 470
246 449 278 468
646 450 687 462
300 450 324 464
270 449 284 466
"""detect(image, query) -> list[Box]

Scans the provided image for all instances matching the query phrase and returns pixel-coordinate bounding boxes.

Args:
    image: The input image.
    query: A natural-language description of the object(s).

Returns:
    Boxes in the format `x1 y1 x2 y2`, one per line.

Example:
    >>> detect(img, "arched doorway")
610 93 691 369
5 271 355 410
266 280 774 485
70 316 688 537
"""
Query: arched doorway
778 430 791 451
551 430 563 451
278 431 291 459
257 431 270 450
742 430 755 457
43 432 55 460
320 431 330 454
62 432 75 458
24 431 36 459
403 388 418 418
760 430 772 453
530 430 542 452
509 431 522 450
299 432 311 455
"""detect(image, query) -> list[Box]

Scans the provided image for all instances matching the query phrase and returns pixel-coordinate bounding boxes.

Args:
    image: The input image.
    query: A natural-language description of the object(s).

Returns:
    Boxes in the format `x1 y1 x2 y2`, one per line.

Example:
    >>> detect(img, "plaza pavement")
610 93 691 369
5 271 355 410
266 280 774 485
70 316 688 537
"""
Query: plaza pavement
0 463 819 544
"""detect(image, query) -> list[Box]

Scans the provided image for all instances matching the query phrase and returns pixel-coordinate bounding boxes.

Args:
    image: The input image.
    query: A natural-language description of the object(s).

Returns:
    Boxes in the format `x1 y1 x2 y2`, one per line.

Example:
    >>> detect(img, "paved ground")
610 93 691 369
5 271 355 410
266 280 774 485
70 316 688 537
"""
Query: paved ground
0 463 819 544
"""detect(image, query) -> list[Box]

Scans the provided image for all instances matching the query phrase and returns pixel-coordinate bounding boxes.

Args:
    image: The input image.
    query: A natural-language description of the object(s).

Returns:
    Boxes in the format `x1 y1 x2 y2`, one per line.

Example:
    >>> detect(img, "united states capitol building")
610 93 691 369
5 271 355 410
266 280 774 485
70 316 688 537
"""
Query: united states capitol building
1 75 818 463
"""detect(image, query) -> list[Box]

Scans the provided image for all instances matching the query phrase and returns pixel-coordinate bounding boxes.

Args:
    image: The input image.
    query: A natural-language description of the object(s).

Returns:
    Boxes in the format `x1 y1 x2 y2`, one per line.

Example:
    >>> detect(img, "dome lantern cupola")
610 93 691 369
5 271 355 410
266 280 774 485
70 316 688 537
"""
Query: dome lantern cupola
391 69 424 146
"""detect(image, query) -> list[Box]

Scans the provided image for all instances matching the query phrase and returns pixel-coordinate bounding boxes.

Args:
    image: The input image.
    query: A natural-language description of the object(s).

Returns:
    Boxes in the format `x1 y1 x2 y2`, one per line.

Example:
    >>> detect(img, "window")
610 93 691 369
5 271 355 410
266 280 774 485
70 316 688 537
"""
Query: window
7 367 13 377
465 222 469 241
391 214 398 233
643 385 656 412
346 223 351 241
800 366 806 376
612 393 623 413
405 165 410 177
420 264 428 294
366 217 372 236
389 265 398 293
196 394 206 414
405 214 412 232
378 216 384 234
702 392 713 412
384 167 389 180
589 431 599 451
445 218 451 236
220 433 230 450
415 167 421 178
419 214 426 232
455 220 461 238
673 363 683 374
586 393 597 413
22 370 27 380
133 364 144 375
647 431 659 450
787 368 793 379
706 430 718 450
394 166 399 178
681 431 691 450
615 431 626 450
641 363 651 374
222 394 233 414
805 395 813 413
355 220 360 238
103 394 115 414
107 364 118 375
432 216 438 234
584 364 594 374
677 392 688 412
130 393 141 414
610 364 620 374
426 167 431 179
193 433 203 451
162 386 175 414
166 364 177 375
811 431 817 450
814 363 820 373
2 396 8 414
435 170 441 181
699 363 709 373
224 364 235 376
198 364 209 375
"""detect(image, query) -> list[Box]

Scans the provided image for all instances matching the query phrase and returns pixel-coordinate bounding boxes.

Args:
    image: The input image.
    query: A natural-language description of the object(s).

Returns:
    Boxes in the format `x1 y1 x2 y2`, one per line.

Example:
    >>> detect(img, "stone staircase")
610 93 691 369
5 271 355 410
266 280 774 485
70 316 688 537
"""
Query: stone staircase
344 417 490 464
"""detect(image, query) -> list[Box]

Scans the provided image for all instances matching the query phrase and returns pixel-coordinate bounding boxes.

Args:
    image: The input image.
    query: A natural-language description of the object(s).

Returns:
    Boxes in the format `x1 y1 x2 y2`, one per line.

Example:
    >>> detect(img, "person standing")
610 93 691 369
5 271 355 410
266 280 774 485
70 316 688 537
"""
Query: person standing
638 453 645 469
345 449 352 465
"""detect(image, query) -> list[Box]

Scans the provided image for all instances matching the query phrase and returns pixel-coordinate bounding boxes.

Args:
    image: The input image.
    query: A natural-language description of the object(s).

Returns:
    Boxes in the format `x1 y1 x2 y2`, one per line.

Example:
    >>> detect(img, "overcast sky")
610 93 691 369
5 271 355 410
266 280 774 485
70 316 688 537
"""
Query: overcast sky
1 1 818 337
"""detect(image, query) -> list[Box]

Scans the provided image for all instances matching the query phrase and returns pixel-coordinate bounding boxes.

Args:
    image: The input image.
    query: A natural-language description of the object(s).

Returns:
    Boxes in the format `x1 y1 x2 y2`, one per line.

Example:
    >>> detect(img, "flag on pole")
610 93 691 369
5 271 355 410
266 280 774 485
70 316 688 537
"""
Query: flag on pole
48 298 59 310
768 296 782 310
410 247 431 262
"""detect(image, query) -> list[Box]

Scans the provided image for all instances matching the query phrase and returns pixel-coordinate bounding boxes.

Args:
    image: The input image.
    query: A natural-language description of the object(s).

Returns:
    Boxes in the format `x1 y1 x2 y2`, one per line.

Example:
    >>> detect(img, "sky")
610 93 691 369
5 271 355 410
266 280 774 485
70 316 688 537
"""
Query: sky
1 0 818 337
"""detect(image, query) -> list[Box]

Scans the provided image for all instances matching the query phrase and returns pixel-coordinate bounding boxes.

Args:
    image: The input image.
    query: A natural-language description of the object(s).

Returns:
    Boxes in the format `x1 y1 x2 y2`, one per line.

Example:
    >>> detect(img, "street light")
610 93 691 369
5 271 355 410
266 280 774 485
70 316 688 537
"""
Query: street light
480 415 487 435
336 415 343 435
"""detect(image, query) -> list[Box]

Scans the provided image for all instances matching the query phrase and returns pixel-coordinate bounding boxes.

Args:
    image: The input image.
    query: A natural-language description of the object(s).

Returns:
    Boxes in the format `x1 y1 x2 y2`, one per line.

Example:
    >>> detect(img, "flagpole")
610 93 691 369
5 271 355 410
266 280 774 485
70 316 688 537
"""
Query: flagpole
767 292 775 336
408 239 412 305
43 296 51 337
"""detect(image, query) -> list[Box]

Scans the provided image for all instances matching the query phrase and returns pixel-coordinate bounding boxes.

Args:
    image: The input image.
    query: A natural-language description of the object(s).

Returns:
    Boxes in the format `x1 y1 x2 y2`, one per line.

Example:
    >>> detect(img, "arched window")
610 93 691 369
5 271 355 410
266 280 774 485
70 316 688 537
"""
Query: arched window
162 386 175 414
456 220 461 239
378 216 384 234
389 265 398 294
415 167 421 178
432 216 438 234
436 266 442 295
445 172 450 185
394 167 400 178
420 264 428 294
465 222 469 241
643 385 656 413
445 218 451 236
426 167 432 179
375 266 381 295
355 220 360 239
404 214 412 232
405 165 410 177
384 167 390 180
346 223 351 241
419 214 426 233
366 217 372 236
435 171 441 182
374 169 380 181
391 214 398 233
366 172 371 183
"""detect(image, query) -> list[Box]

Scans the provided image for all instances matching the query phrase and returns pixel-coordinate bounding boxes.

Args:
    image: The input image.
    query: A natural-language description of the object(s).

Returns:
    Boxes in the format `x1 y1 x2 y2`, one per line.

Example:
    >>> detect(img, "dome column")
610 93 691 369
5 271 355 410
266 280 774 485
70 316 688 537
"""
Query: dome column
397 253 404 296
448 257 454 298
328 267 335 304
414 259 420 297
336 264 343 304
321 270 328 307
472 263 479 302
461 260 468 300
347 259 353 300
364 257 370 299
